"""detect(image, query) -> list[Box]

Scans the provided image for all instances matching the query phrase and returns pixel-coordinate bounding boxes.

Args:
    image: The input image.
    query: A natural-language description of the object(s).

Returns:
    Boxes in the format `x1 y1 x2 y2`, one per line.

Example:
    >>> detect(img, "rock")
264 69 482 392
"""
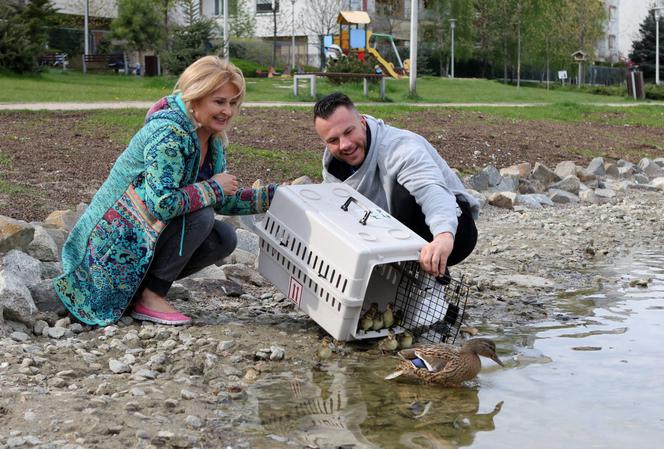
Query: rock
651 177 664 190
230 248 257 266
290 175 313 185
466 171 490 191
518 178 545 194
54 317 70 328
33 320 48 335
515 194 554 209
548 189 579 203
1 250 41 287
109 359 131 374
633 173 650 184
638 158 664 178
617 166 635 178
26 225 59 262
594 188 617 202
0 271 37 324
27 279 66 315
493 274 555 289
179 278 244 297
185 415 204 429
578 190 598 204
549 175 581 195
221 264 266 287
482 165 502 187
0 216 35 254
531 163 560 186
490 175 519 193
269 346 285 361
653 157 664 167
466 189 487 208
236 229 259 256
183 264 227 281
42 209 79 232
554 161 577 178
166 283 191 301
500 162 531 178
217 340 235 352
40 261 63 279
487 192 516 209
586 157 606 176
10 331 30 342
47 327 66 339
604 163 620 178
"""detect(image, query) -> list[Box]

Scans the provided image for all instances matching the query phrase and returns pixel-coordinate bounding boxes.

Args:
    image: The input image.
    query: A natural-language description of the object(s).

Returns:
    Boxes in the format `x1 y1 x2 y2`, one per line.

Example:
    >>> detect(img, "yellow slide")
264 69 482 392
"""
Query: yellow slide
367 47 402 79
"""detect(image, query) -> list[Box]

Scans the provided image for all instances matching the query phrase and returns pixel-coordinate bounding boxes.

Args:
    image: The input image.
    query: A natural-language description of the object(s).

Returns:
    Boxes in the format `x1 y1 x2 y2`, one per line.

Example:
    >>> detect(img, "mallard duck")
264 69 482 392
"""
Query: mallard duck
385 338 504 386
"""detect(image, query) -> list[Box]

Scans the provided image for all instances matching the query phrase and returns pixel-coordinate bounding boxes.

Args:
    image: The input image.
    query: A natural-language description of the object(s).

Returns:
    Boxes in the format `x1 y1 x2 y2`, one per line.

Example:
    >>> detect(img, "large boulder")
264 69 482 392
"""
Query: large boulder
638 158 664 178
549 175 581 195
1 250 41 287
0 216 34 254
0 270 37 325
586 157 606 176
487 191 516 209
531 163 560 186
500 162 531 178
554 161 577 178
27 224 59 262
548 189 579 204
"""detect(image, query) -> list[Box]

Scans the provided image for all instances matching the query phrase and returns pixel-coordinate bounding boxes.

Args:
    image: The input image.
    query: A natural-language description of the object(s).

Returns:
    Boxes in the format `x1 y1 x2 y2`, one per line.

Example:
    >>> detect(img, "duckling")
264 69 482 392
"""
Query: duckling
382 303 395 329
385 338 504 386
378 330 399 353
398 330 414 349
317 337 333 361
359 309 375 332
371 313 384 331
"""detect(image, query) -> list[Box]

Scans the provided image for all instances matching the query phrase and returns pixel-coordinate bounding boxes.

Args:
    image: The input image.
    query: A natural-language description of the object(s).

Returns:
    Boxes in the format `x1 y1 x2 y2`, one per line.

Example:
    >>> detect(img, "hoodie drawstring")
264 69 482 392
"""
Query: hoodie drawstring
178 215 186 256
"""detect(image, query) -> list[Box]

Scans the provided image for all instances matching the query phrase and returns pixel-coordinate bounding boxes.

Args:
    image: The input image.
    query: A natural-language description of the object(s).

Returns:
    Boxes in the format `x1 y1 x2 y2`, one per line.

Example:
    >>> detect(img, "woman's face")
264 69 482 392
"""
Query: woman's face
191 82 240 135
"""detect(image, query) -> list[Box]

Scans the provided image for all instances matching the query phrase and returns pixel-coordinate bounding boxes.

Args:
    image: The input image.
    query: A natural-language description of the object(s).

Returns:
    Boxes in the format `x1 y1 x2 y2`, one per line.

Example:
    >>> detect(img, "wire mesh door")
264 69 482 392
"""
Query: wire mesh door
394 261 469 344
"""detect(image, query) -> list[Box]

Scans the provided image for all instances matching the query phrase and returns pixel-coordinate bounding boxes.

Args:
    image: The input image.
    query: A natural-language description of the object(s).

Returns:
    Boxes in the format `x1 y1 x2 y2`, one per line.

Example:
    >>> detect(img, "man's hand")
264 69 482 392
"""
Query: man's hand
419 232 454 277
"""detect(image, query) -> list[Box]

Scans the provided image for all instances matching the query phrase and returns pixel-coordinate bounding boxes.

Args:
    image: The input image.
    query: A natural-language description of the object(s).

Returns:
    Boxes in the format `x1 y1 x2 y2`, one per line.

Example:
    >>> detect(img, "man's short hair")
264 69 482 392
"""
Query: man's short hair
313 92 355 121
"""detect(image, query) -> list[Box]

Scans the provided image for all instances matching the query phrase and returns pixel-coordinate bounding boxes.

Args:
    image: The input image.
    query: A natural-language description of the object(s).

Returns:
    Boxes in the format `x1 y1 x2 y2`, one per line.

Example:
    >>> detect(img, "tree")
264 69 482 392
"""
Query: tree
629 8 663 80
111 0 165 73
0 0 57 73
230 0 256 38
301 0 343 69
420 0 474 77
162 19 221 74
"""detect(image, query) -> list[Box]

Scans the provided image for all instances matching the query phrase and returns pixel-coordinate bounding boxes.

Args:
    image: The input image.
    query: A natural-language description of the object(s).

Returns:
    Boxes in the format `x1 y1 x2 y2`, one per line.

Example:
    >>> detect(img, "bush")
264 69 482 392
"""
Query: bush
229 38 273 66
645 84 664 101
325 53 381 84
230 58 263 77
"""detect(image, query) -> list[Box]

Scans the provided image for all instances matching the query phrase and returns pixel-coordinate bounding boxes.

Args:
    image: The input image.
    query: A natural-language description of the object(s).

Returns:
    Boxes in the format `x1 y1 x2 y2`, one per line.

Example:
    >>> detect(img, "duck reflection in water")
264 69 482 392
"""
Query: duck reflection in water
253 358 504 449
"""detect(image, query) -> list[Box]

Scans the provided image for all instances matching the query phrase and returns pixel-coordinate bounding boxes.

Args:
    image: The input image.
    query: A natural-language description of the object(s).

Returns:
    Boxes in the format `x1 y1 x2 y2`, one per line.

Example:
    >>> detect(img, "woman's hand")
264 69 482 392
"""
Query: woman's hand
211 172 238 196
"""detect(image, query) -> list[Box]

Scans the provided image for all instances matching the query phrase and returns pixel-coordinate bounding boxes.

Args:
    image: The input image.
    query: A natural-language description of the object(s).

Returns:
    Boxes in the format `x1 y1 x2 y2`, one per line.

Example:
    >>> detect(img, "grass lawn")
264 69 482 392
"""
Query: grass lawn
0 69 650 105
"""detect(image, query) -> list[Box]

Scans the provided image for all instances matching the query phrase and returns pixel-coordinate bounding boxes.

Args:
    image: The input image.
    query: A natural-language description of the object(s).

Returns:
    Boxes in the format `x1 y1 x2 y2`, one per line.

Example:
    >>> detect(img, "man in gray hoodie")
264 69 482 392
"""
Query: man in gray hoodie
313 93 479 278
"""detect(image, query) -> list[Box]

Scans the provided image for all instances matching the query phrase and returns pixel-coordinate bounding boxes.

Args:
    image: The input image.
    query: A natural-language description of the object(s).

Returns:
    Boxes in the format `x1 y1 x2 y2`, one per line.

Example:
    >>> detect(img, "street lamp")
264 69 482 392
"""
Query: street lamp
291 0 296 73
449 18 456 78
223 0 229 61
655 7 663 85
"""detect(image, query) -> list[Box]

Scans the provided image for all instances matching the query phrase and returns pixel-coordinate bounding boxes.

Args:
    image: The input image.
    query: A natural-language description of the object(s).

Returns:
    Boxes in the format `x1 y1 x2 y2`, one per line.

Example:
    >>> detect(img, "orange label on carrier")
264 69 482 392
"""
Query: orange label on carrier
288 277 303 306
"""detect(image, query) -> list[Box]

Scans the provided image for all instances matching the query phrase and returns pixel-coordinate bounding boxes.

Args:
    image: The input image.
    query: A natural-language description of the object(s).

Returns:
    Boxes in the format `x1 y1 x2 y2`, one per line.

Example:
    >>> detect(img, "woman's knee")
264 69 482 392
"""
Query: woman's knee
186 207 216 236
213 220 237 257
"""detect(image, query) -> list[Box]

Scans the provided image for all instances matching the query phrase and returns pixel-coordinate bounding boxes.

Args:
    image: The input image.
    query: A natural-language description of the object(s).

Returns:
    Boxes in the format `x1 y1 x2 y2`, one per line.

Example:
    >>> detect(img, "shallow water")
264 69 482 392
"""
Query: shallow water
247 250 664 449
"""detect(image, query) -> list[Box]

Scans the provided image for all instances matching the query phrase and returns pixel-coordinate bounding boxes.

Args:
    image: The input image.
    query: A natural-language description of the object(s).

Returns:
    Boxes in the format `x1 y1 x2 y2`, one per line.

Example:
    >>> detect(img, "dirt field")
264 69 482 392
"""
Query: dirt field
1 108 663 222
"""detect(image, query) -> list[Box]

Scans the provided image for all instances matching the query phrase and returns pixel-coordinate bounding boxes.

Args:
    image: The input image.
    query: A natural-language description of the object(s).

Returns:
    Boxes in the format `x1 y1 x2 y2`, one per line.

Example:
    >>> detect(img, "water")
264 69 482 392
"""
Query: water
247 250 664 448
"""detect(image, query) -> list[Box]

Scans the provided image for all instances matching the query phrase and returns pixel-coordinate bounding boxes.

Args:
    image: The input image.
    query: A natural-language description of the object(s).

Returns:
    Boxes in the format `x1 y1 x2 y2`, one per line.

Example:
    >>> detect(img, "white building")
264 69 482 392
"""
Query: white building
597 0 662 63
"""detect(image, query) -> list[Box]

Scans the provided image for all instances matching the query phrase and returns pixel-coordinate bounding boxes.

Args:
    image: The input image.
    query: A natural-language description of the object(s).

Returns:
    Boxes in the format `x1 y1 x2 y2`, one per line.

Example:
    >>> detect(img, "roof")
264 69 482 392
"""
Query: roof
337 11 371 25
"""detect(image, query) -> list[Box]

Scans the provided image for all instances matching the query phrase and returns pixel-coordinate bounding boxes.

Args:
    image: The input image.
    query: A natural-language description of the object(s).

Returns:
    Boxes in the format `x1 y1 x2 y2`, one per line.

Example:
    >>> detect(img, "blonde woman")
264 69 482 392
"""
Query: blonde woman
53 56 276 326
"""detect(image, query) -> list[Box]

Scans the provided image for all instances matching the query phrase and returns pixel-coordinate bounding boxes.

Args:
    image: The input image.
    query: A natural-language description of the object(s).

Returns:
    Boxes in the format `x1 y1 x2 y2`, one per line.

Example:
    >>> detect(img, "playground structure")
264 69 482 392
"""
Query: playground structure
323 10 408 79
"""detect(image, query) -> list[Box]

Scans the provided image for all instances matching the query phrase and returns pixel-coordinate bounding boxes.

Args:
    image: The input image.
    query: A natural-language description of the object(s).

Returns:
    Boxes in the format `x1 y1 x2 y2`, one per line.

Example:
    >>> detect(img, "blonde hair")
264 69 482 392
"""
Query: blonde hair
173 56 246 142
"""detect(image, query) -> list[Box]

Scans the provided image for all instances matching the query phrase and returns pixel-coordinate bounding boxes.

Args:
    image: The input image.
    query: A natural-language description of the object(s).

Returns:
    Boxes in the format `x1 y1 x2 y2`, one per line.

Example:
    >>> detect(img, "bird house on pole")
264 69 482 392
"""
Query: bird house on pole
571 50 587 87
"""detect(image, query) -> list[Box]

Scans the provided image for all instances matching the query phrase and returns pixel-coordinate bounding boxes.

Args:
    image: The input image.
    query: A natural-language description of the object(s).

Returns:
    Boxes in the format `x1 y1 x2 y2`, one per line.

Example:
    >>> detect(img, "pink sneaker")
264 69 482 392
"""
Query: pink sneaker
130 303 192 325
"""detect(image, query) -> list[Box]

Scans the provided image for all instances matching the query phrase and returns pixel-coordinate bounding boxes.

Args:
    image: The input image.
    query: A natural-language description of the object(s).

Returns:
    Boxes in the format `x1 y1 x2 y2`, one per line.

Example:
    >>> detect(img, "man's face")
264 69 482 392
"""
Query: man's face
314 106 367 167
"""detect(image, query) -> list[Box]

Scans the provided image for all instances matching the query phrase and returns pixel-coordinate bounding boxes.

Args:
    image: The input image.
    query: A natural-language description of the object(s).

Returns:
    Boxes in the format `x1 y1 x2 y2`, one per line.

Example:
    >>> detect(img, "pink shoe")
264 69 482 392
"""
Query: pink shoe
130 303 192 325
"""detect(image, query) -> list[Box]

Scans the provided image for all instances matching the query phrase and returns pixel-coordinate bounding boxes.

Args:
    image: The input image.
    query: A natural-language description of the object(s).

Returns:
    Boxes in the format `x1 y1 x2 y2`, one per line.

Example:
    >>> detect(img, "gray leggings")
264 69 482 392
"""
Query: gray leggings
141 207 237 296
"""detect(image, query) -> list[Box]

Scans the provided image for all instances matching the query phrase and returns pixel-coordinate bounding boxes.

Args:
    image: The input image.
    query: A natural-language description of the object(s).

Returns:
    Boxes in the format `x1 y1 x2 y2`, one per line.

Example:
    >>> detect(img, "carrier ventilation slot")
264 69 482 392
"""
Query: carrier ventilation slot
261 239 342 312
263 216 349 294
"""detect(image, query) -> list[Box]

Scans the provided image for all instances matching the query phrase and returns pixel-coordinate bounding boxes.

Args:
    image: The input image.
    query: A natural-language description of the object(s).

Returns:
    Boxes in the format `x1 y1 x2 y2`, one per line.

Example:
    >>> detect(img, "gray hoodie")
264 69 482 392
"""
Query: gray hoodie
322 115 479 238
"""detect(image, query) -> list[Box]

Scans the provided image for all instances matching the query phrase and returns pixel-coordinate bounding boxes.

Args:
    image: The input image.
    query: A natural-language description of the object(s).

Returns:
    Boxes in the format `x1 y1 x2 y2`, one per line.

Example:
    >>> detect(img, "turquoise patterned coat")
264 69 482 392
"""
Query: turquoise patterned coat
53 95 276 326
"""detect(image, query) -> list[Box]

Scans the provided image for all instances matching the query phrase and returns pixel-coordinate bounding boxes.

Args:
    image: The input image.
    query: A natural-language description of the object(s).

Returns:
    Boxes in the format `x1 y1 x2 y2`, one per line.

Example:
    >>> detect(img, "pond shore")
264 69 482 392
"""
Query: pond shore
1 181 663 448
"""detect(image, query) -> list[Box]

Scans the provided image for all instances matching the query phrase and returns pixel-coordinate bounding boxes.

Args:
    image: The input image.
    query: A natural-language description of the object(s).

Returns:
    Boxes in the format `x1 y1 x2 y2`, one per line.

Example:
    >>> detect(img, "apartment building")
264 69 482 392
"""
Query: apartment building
597 0 661 63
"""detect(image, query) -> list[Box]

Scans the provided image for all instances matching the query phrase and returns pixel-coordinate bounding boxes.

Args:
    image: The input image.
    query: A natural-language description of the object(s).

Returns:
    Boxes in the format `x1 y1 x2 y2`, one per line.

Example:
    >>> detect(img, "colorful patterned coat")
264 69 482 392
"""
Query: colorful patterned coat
53 95 276 326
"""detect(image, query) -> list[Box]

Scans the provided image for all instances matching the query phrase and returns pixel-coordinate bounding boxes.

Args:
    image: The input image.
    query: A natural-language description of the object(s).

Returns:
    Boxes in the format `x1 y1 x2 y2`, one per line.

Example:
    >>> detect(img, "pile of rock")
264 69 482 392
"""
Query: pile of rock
0 207 264 338
464 157 664 210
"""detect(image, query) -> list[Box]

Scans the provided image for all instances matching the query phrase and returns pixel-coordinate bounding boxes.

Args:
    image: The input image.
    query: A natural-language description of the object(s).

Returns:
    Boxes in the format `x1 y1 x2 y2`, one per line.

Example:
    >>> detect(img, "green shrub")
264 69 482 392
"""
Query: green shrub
325 53 381 84
229 38 273 66
645 84 664 101
162 19 220 75
231 58 263 77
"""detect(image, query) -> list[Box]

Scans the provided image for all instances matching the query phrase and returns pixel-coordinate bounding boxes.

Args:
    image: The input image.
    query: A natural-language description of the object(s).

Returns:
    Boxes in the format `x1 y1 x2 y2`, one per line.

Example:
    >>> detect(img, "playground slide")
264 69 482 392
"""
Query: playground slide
367 47 401 79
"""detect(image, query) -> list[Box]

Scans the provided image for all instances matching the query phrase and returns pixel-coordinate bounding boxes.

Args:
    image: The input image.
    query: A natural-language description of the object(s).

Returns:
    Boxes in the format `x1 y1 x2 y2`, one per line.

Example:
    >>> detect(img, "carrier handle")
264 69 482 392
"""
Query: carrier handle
340 196 371 225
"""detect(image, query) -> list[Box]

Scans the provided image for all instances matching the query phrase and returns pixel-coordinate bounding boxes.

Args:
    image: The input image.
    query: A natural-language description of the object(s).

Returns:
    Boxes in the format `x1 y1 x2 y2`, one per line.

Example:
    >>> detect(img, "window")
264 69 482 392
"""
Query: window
257 0 278 13
214 0 238 16
608 34 616 50
609 6 616 21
